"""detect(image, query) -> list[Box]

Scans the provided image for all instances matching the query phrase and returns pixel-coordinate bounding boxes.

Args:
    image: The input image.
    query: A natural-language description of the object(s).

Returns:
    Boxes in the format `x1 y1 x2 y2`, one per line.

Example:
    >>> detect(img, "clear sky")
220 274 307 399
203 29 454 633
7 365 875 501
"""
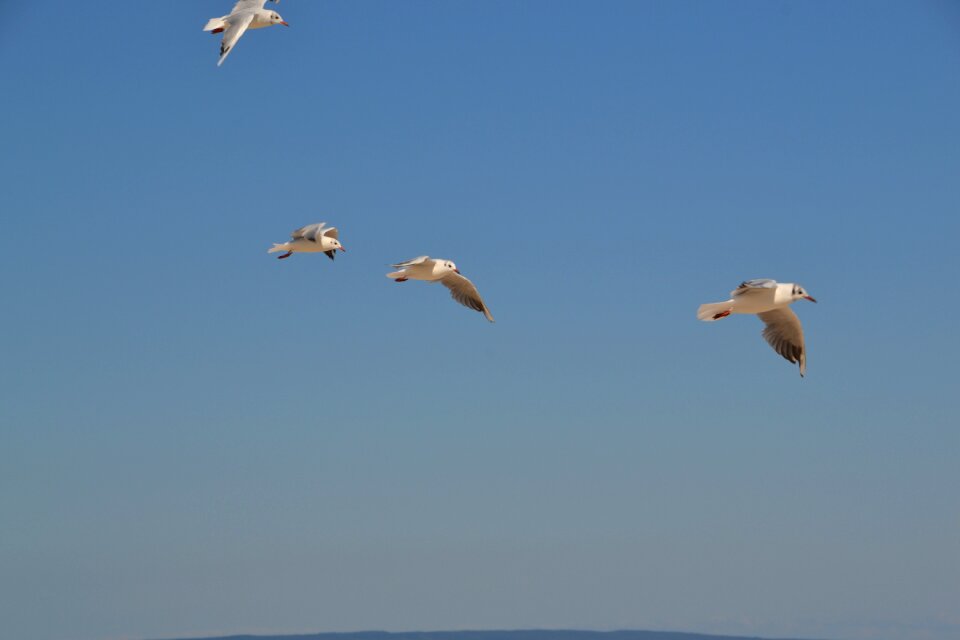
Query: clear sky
1 2 958 640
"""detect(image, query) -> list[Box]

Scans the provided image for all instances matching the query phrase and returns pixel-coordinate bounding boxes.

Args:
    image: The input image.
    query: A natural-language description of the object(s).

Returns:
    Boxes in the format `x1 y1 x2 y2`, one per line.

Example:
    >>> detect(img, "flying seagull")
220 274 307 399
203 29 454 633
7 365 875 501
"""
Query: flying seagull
268 223 345 261
204 0 289 67
387 256 494 322
698 279 817 376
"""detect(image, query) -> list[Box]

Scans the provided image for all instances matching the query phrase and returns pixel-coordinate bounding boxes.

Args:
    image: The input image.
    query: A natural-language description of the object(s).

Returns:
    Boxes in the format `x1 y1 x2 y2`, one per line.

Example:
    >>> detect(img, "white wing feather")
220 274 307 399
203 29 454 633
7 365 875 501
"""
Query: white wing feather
231 0 272 14
217 12 255 66
391 256 431 268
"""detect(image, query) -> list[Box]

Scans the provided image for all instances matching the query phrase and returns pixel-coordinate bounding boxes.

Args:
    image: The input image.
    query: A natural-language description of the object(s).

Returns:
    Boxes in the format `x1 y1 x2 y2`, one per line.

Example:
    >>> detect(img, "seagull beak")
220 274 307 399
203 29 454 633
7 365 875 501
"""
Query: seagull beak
454 269 461 274
280 21 289 26
804 295 817 303
338 246 346 252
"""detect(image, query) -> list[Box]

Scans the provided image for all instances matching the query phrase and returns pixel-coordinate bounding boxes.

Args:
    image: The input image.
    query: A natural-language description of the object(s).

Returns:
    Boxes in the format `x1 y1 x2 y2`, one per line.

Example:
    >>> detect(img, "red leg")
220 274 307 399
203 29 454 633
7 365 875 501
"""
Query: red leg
212 27 224 34
395 277 408 282
712 309 732 320
277 251 293 260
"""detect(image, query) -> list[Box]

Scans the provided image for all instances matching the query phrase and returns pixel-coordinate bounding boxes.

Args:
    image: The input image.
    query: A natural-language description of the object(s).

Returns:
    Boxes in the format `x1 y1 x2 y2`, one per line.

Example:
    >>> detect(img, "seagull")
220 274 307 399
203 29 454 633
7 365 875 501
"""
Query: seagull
387 256 494 322
203 0 289 66
697 279 817 376
268 223 345 261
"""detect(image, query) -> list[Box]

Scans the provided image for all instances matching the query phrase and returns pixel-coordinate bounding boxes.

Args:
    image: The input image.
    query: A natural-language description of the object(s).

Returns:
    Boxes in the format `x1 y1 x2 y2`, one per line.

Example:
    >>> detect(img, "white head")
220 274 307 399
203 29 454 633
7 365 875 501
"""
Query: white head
269 12 289 26
440 260 459 275
324 237 345 253
791 283 816 303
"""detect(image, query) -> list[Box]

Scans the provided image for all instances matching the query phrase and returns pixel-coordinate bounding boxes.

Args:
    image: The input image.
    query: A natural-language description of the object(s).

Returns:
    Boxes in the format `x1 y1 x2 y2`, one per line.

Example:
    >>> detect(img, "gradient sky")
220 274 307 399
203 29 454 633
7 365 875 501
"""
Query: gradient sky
1 2 958 640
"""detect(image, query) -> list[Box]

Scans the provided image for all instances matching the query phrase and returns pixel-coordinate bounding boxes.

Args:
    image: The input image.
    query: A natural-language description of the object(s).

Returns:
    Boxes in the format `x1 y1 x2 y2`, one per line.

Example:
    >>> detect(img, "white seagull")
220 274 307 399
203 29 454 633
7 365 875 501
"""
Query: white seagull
698 279 817 376
204 0 289 66
387 256 494 322
268 223 345 261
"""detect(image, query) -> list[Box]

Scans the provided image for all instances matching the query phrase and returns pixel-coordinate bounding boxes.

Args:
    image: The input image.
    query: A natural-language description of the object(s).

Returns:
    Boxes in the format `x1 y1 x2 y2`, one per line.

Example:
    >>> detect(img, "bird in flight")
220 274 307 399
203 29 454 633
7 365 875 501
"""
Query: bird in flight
204 0 289 66
698 279 817 376
268 223 345 261
387 256 495 322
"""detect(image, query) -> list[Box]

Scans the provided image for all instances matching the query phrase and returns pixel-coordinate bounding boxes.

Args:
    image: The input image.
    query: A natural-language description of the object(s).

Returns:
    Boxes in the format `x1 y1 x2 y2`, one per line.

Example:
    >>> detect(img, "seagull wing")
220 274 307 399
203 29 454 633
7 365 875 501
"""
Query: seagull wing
231 0 271 13
757 307 806 376
292 223 327 242
217 12 255 66
732 278 778 297
440 273 494 322
322 226 339 241
391 256 431 268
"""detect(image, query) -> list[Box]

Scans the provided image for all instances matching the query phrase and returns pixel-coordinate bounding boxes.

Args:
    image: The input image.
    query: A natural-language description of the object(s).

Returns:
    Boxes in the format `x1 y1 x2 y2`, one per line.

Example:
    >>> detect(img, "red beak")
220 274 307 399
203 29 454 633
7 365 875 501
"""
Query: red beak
280 21 289 26
338 246 346 252
804 295 817 303
454 269 461 274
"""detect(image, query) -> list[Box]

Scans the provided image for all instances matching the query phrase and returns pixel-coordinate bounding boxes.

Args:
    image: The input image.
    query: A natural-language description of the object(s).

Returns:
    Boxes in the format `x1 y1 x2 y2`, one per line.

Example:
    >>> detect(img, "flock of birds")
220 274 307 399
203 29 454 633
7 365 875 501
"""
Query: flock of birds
267 221 817 376
268 222 496 323
210 0 818 377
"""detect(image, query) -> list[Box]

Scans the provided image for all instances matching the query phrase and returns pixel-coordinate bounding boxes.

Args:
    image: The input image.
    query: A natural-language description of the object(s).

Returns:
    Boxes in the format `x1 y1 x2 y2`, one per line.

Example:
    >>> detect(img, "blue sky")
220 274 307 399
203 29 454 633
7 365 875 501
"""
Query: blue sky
1 2 958 640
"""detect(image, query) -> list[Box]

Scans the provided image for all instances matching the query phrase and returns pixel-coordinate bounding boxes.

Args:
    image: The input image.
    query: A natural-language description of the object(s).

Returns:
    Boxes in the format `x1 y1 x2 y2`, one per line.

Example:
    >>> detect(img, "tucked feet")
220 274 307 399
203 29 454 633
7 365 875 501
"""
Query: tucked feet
277 251 293 259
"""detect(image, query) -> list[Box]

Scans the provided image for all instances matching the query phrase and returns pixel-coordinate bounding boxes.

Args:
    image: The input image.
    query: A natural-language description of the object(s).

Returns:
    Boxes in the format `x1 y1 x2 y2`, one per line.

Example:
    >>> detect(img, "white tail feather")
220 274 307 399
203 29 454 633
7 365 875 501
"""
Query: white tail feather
697 301 733 321
268 243 289 254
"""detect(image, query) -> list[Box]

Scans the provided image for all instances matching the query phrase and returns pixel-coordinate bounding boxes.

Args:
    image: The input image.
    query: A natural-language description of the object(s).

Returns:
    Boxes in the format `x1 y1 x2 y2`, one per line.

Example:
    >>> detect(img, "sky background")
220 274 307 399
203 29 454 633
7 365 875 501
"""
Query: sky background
1 2 958 640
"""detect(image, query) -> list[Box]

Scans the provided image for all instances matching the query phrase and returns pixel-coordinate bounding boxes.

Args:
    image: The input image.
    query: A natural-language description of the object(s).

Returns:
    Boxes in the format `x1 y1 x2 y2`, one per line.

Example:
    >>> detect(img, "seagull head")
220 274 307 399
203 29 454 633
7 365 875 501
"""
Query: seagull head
332 239 345 252
270 12 289 26
446 261 460 274
794 284 816 303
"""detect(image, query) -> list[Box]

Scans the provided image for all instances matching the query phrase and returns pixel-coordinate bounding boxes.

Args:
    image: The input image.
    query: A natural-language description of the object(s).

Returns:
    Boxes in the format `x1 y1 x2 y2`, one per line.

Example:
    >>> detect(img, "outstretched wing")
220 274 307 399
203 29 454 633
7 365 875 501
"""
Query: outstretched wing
757 307 806 376
217 12 255 66
291 223 327 242
732 278 778 297
322 226 339 241
391 256 431 268
440 273 495 322
231 0 272 14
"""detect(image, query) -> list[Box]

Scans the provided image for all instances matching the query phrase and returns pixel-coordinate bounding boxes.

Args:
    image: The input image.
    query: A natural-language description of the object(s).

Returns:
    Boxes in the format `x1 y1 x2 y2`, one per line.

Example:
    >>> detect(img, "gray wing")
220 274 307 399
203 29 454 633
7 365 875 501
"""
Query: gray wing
322 226 339 241
391 256 431 268
440 273 495 322
217 12 255 66
757 307 806 377
732 278 778 297
291 223 327 242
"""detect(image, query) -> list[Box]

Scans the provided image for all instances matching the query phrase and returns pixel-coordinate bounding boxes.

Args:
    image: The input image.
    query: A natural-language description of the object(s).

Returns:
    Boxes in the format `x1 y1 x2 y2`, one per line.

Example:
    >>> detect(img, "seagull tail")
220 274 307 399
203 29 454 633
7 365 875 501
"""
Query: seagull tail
204 17 227 32
386 270 407 279
697 300 734 321
268 243 289 254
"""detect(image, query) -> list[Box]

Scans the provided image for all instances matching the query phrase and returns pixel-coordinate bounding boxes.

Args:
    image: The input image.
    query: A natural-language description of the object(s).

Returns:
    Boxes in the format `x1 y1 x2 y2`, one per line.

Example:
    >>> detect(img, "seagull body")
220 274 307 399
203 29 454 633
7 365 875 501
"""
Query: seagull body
698 279 817 376
387 256 494 322
204 0 288 66
269 223 345 261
